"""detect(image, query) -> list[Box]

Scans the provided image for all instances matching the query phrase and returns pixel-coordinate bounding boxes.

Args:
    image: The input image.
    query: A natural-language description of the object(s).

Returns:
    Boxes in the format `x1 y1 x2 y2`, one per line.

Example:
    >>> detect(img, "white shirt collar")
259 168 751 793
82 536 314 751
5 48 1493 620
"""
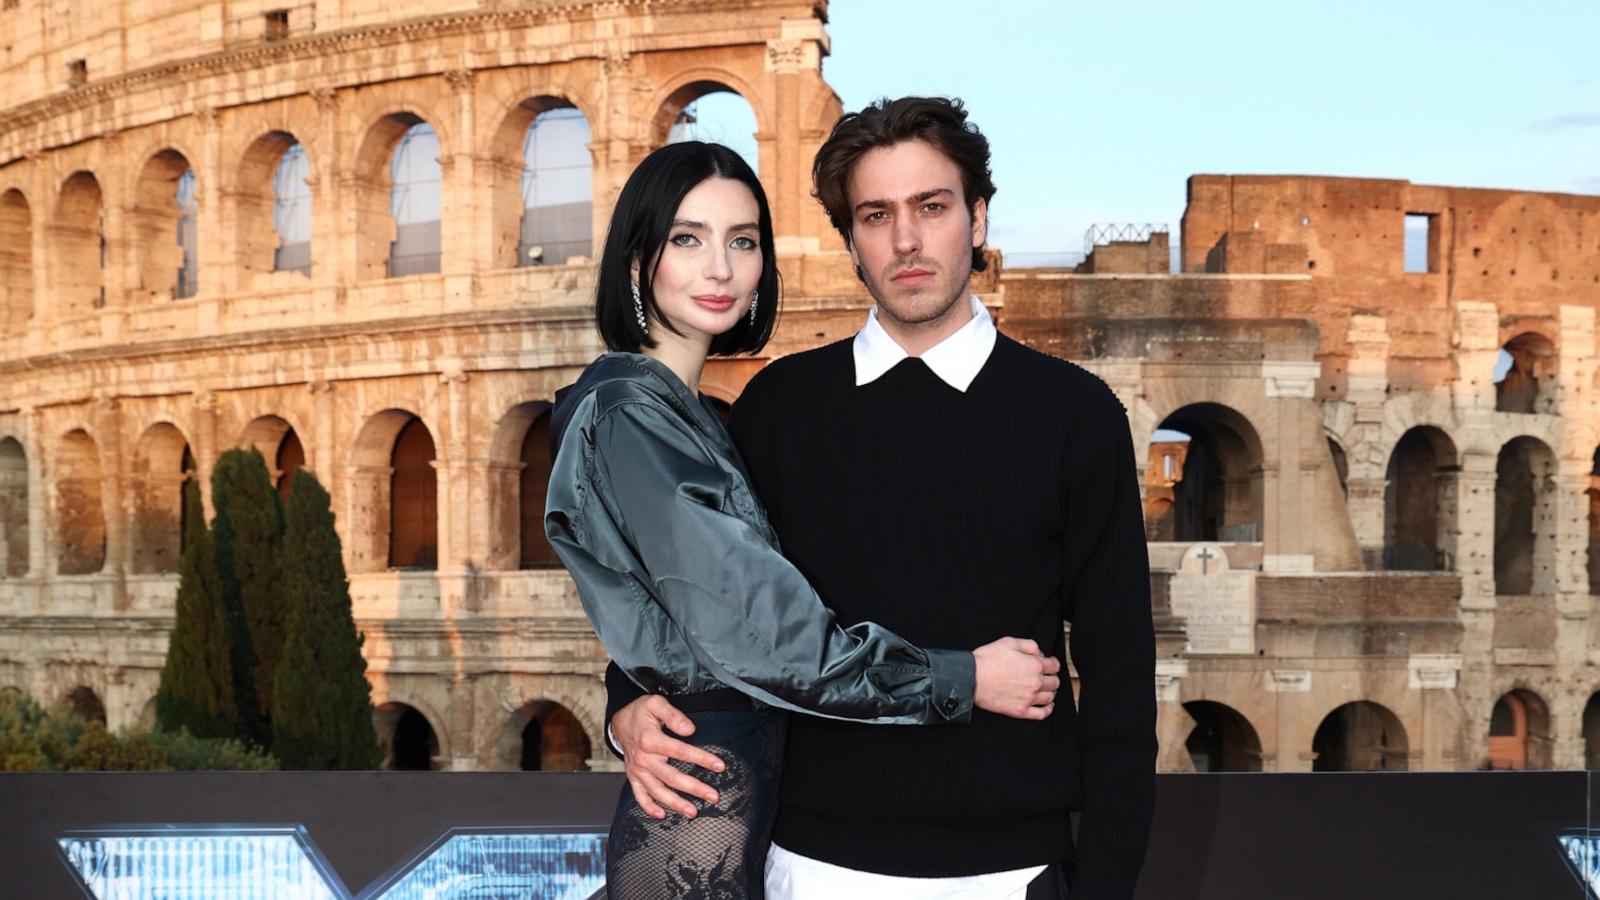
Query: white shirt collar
852 295 997 392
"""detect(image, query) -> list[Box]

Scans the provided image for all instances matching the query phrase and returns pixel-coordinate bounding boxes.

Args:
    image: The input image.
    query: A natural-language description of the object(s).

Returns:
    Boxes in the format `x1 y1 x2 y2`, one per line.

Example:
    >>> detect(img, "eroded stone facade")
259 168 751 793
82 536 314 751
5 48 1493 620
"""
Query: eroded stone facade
2 1 1596 774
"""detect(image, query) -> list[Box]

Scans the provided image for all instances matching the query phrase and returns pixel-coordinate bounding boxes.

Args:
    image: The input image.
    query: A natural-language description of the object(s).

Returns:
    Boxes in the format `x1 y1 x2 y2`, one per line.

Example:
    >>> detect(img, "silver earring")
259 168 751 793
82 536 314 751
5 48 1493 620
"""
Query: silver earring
748 289 759 326
631 282 647 334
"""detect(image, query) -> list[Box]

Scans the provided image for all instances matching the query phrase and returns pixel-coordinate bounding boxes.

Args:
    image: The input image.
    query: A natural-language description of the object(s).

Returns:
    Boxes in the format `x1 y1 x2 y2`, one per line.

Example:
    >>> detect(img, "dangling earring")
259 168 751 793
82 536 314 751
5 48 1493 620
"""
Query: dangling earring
631 282 647 334
748 289 759 326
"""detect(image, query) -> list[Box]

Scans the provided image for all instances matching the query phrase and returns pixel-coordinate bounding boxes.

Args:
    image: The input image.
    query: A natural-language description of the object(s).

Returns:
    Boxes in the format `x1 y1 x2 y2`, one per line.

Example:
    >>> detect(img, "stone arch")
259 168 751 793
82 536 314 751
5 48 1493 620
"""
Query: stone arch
128 422 194 575
1487 688 1552 770
235 131 312 283
55 429 107 575
1182 700 1263 772
0 188 34 334
352 111 445 280
0 437 29 577
348 409 437 573
486 96 595 269
1151 403 1265 543
496 699 593 772
64 685 107 724
373 700 442 770
1495 436 1556 595
1382 425 1458 571
650 74 765 172
1311 700 1409 771
51 171 105 318
1583 692 1600 769
487 401 557 570
1495 331 1557 414
130 148 199 302
237 415 306 498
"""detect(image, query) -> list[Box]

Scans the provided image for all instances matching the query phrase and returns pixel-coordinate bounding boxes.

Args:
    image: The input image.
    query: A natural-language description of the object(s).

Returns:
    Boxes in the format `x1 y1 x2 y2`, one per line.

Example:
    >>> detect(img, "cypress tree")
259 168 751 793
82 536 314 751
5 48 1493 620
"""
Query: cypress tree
211 448 283 746
272 469 381 770
154 478 235 739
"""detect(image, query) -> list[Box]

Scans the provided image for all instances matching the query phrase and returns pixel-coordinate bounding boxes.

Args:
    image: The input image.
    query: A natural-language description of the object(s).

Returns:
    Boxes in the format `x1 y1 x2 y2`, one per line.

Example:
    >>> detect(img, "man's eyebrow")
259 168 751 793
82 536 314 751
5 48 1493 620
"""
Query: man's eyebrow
852 188 956 214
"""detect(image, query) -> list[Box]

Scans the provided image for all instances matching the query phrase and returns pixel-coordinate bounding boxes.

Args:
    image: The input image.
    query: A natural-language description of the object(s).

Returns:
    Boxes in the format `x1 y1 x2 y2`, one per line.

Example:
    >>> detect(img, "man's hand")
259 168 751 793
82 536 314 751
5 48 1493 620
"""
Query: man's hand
973 637 1061 720
611 695 727 820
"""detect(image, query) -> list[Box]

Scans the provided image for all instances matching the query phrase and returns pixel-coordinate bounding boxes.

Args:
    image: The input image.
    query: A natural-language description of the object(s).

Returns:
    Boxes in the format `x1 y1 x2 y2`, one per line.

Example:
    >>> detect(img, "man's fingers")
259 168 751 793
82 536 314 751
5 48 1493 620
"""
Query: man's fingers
1015 638 1042 656
641 735 726 774
645 696 697 738
1041 674 1061 692
1040 656 1062 675
636 769 700 819
627 774 669 820
1033 690 1056 707
651 760 720 805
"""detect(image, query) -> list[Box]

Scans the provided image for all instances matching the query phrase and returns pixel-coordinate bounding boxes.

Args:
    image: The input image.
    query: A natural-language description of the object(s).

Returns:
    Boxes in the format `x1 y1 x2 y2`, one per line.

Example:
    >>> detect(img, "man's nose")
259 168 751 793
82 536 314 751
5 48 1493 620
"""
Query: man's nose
892 215 921 257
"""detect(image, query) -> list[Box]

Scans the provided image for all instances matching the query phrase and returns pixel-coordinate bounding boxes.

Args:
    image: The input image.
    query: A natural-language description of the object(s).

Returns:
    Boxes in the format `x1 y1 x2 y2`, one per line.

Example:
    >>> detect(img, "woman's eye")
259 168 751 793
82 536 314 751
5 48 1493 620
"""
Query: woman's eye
670 233 699 247
730 235 757 250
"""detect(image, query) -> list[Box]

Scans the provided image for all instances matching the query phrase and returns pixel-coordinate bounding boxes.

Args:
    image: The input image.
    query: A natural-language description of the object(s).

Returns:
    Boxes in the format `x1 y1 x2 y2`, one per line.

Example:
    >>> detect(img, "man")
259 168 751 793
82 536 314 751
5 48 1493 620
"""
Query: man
605 96 1156 899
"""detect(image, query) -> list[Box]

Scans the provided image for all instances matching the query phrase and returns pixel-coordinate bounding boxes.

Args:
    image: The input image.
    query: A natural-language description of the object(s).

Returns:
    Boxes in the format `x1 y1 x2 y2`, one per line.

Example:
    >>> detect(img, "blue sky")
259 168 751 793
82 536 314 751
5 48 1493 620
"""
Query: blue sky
815 0 1600 259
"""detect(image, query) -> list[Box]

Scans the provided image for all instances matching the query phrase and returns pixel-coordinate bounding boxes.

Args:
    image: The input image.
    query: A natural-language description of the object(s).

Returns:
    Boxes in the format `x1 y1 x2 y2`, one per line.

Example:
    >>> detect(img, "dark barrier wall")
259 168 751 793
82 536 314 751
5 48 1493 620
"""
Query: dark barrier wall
1 771 1593 899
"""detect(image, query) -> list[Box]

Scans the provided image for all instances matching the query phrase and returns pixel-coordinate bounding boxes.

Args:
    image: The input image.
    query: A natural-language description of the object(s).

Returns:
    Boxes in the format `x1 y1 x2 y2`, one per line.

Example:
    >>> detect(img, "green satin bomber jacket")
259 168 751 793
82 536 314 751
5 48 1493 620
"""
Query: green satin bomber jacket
543 352 975 724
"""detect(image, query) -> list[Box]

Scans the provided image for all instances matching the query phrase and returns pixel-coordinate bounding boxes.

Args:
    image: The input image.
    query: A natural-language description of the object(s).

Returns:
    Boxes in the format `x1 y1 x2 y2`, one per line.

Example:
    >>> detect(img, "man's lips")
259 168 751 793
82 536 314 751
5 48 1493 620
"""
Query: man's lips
891 268 935 285
693 294 736 312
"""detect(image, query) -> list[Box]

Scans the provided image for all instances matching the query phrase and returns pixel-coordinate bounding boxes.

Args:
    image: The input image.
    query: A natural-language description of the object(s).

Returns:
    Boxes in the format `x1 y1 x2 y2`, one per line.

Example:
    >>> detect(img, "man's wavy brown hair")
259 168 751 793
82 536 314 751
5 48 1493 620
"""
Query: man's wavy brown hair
811 96 997 272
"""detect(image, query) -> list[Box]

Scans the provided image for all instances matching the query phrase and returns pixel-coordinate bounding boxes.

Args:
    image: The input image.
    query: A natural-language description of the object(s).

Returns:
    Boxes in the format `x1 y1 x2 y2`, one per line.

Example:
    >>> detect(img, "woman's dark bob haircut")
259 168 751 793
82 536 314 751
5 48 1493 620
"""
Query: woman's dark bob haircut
595 141 779 356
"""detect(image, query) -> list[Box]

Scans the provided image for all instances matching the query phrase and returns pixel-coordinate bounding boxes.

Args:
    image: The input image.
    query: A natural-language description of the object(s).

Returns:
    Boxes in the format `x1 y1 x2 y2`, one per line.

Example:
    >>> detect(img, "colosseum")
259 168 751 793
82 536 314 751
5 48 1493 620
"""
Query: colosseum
2 0 1598 775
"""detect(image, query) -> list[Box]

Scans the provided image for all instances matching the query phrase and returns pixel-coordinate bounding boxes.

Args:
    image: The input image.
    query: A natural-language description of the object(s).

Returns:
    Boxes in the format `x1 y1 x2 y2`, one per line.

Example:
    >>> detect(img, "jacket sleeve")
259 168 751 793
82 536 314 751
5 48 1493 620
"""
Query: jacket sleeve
591 398 974 725
1062 407 1157 899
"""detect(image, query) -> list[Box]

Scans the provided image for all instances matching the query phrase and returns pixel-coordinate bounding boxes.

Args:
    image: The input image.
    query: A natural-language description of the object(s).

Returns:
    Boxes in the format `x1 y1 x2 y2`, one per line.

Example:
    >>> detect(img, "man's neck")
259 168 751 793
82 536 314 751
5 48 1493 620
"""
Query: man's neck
877 294 975 357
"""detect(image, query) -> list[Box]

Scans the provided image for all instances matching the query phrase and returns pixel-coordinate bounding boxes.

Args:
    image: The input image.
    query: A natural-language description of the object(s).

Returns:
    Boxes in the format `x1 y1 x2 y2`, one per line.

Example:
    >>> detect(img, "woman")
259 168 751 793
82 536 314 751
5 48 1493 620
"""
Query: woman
544 141 1058 898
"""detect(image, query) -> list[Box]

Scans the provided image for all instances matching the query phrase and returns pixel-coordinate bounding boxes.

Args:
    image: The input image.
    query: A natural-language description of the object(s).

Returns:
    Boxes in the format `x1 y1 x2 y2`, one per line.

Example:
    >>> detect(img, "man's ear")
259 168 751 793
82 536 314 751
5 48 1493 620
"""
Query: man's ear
970 197 988 249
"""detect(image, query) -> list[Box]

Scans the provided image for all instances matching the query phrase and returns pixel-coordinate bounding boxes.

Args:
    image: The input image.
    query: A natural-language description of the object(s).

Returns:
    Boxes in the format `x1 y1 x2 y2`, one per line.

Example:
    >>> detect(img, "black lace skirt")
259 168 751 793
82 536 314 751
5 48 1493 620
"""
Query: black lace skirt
606 707 787 899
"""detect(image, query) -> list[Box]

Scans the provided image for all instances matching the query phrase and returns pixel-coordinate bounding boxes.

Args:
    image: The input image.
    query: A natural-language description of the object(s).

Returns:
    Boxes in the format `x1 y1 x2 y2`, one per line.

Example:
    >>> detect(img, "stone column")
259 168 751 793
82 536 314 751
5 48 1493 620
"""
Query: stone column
765 19 827 252
22 408 46 579
23 152 50 358
194 105 225 307
448 673 477 771
1408 654 1463 770
191 390 218 521
1153 659 1194 772
94 396 128 611
308 88 345 323
441 69 481 312
597 51 634 253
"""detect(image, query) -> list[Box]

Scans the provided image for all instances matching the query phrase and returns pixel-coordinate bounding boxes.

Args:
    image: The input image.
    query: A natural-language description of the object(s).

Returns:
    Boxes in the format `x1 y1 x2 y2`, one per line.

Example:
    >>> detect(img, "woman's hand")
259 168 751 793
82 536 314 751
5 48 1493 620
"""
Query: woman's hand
972 637 1061 720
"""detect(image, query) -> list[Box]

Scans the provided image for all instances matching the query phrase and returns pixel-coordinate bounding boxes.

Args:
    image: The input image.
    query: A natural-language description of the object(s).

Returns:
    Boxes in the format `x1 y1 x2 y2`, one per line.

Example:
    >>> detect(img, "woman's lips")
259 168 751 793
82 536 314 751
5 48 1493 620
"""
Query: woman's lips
693 294 737 312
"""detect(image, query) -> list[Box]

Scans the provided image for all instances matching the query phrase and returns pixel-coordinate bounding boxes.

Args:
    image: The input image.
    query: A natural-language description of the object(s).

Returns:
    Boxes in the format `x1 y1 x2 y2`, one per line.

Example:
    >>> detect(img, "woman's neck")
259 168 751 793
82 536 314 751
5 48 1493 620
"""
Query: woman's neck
641 328 710 394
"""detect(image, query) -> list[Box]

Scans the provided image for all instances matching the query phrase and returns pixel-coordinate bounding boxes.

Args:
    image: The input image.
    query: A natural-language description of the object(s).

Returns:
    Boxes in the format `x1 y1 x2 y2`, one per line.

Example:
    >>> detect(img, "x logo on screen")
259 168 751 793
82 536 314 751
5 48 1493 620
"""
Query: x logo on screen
57 826 607 899
1562 832 1600 899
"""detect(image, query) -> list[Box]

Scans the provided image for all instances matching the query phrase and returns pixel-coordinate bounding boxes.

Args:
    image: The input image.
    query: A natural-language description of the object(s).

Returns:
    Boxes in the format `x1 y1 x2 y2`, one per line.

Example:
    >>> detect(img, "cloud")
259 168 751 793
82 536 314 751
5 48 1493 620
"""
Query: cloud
1532 112 1600 130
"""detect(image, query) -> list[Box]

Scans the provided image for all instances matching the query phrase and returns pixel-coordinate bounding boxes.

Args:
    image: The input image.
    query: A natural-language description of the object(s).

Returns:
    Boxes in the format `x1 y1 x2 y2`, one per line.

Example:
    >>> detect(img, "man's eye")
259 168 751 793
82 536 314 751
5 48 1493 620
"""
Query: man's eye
731 236 757 250
863 211 887 223
670 233 699 247
922 203 945 214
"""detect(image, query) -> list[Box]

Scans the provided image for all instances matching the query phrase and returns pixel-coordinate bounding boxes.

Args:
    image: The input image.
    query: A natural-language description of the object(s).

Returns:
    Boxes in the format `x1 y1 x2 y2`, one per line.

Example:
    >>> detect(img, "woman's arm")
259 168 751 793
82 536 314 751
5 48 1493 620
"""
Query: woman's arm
591 397 974 725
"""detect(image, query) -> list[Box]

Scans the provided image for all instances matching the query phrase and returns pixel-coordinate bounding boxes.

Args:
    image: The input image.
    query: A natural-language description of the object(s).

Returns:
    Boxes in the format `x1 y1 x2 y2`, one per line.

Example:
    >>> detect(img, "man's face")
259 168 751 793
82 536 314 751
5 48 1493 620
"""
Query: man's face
845 139 987 335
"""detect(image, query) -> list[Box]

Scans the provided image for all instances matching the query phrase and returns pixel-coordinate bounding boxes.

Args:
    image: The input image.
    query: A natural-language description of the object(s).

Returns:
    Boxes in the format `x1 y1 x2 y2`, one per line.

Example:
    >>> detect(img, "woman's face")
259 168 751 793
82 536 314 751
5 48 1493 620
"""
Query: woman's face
644 176 763 343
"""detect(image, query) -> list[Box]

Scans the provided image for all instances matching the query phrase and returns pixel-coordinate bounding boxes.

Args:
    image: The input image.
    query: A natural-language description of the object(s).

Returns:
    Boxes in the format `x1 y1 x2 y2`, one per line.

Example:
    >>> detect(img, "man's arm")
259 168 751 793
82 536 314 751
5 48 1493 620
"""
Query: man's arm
1062 405 1157 899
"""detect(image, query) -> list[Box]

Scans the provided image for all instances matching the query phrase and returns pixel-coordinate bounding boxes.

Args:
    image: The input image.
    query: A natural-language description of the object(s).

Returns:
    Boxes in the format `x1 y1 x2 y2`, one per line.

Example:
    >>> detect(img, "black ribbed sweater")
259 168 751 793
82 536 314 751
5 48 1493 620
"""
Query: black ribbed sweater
606 334 1156 897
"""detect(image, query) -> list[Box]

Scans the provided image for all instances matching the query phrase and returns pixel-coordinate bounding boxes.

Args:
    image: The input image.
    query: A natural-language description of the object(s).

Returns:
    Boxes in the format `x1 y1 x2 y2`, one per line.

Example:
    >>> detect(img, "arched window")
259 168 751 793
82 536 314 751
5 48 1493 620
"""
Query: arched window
388 123 442 277
513 700 592 772
53 172 105 316
1183 701 1263 772
0 437 29 577
1495 437 1556 595
519 412 557 568
666 88 760 173
389 417 437 570
56 429 107 575
1494 333 1556 414
1487 690 1551 770
1383 427 1457 571
519 108 593 266
129 423 193 575
1312 701 1408 772
132 150 196 302
375 702 439 770
0 189 34 334
276 427 305 501
1151 405 1264 543
273 143 312 275
65 686 107 725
